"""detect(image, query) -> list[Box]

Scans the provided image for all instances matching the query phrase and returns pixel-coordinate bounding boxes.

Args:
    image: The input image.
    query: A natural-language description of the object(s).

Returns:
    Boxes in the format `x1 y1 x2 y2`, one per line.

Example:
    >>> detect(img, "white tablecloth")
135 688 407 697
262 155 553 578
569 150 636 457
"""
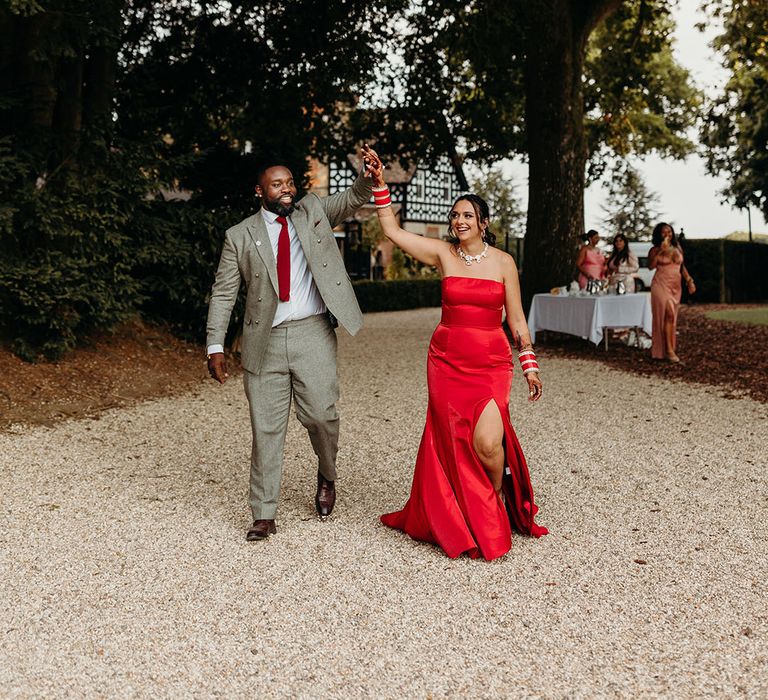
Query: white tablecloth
527 293 653 346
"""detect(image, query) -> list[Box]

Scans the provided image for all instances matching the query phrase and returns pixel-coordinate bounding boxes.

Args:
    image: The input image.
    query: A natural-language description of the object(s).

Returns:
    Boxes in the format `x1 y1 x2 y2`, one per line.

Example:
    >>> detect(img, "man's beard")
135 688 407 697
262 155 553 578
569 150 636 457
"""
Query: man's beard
262 195 295 217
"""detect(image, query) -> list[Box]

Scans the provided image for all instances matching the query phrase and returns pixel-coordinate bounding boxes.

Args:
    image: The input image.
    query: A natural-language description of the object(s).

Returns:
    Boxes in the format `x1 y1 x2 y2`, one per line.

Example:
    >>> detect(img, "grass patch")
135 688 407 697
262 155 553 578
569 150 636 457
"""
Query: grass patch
705 306 768 326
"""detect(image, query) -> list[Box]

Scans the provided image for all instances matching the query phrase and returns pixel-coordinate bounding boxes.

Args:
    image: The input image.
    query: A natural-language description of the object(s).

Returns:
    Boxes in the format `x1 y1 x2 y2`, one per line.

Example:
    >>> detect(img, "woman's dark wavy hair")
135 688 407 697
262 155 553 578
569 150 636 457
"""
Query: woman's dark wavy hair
446 194 497 247
581 229 599 243
652 222 678 248
609 233 631 265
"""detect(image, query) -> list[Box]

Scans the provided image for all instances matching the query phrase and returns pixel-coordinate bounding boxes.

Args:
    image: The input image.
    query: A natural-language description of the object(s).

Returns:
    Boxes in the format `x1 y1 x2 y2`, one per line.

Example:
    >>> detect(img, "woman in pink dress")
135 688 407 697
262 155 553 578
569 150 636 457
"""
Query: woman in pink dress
648 222 696 362
577 230 607 289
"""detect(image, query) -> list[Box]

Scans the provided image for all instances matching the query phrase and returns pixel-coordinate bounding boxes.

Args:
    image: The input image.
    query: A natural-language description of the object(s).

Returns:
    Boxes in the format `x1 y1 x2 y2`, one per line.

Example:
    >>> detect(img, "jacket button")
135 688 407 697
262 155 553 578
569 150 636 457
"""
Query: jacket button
258 297 262 302
323 262 327 267
336 281 341 285
255 272 260 278
317 238 321 243
255 320 260 324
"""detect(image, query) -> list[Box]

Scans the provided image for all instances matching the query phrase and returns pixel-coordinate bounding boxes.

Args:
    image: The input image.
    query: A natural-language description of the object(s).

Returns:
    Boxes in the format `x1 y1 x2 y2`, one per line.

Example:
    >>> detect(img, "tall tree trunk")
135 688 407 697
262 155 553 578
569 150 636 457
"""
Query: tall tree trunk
13 11 57 131
52 54 84 168
83 1 125 129
520 0 620 309
0 8 14 95
83 45 116 128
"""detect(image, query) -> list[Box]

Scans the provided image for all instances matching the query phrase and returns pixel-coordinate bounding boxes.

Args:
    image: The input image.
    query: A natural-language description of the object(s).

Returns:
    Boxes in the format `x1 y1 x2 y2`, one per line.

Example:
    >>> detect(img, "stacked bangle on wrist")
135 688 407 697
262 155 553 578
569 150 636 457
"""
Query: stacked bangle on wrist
518 349 540 375
372 186 392 208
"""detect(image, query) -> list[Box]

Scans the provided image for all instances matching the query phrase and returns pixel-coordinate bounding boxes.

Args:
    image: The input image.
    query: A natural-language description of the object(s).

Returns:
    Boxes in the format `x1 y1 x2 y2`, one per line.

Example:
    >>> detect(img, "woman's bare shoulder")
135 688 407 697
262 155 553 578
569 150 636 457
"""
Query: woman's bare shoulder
493 248 519 276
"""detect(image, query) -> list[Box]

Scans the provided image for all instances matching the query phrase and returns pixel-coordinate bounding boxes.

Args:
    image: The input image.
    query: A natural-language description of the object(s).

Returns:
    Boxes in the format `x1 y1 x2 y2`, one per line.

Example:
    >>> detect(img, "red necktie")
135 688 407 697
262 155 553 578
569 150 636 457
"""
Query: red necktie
276 215 290 302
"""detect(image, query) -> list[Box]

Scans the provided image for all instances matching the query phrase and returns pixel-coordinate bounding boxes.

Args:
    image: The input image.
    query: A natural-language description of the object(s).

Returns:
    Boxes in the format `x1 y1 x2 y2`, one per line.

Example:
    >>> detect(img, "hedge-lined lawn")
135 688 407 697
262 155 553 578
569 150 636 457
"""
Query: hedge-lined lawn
705 306 768 326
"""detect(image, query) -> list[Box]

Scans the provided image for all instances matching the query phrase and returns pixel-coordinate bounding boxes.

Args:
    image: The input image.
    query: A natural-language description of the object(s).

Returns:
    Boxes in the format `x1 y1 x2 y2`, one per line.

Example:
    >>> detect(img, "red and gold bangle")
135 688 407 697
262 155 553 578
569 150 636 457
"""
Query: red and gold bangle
372 186 391 208
518 349 540 375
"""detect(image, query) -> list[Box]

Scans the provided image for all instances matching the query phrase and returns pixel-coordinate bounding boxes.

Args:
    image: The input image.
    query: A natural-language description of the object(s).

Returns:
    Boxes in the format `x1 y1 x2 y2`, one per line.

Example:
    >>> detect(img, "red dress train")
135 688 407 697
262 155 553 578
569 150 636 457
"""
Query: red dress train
381 277 548 560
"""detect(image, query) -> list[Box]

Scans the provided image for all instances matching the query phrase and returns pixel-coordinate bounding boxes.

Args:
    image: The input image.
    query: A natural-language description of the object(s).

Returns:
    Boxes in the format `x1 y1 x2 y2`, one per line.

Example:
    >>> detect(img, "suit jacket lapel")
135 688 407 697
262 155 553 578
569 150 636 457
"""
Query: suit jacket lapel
290 204 312 261
246 213 279 294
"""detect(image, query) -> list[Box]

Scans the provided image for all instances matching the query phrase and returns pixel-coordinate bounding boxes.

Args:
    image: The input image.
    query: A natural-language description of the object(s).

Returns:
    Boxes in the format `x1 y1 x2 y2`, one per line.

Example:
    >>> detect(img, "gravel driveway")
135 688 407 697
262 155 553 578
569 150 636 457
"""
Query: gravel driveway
1 308 766 698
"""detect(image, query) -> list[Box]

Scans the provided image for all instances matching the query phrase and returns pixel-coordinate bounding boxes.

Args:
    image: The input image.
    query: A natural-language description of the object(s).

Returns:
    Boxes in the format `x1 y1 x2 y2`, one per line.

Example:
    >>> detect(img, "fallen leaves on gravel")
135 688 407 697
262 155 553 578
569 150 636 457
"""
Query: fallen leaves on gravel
538 304 768 404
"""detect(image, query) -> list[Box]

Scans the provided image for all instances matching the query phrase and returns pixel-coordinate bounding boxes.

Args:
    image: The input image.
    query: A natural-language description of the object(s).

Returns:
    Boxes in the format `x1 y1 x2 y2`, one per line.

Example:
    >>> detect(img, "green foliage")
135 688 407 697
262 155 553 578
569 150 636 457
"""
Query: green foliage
131 199 250 343
362 216 385 251
705 307 768 326
0 0 407 359
702 0 768 219
353 279 442 312
724 231 768 244
374 0 700 306
600 164 660 239
118 0 408 205
0 148 143 360
6 1 43 14
469 165 525 242
585 1 701 178
386 248 439 281
385 0 699 168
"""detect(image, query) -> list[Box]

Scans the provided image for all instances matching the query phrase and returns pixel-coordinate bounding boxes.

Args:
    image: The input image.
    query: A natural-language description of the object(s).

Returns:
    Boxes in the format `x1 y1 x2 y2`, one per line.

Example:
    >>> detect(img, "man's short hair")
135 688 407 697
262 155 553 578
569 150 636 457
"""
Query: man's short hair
255 160 292 186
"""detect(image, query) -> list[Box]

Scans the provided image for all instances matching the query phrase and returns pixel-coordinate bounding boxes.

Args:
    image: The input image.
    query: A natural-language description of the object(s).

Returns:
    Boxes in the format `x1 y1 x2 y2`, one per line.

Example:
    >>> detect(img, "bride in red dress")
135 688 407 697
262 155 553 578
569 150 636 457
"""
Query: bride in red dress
362 145 548 560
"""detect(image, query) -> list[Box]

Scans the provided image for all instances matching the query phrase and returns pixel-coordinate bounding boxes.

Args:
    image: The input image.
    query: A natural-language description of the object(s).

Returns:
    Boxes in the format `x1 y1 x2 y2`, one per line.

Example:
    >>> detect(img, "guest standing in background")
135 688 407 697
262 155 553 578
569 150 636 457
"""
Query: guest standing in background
648 222 696 363
577 230 607 289
607 234 639 293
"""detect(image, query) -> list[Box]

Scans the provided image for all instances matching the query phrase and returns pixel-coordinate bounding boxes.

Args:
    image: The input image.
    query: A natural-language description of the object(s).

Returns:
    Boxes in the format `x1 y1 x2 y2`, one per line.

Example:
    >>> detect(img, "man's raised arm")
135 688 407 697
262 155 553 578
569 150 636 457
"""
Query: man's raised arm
320 151 374 227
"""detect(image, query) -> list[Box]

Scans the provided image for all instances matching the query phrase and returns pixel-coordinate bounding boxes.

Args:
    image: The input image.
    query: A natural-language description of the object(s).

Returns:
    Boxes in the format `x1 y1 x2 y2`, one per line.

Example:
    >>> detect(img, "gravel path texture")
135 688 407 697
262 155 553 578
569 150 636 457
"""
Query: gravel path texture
1 308 766 698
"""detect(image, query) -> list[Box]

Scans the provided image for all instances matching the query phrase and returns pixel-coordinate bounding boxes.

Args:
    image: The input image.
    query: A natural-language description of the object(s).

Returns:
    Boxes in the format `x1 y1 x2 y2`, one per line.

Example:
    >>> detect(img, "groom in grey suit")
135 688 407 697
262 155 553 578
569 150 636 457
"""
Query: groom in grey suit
206 154 372 540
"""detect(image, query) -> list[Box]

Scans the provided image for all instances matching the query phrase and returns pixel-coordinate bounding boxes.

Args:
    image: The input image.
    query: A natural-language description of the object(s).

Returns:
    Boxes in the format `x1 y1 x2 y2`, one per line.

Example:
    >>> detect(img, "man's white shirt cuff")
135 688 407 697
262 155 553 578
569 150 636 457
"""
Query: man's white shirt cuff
207 344 224 355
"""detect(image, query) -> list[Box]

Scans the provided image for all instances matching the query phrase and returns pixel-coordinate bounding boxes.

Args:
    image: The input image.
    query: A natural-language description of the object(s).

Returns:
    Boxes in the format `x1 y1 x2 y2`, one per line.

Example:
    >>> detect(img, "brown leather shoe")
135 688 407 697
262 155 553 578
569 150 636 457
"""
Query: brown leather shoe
246 519 277 541
315 471 336 521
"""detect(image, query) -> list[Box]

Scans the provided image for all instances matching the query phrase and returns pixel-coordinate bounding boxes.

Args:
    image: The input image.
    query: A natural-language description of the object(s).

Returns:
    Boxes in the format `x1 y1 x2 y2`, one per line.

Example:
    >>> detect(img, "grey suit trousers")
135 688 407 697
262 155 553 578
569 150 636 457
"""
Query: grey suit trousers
243 313 339 520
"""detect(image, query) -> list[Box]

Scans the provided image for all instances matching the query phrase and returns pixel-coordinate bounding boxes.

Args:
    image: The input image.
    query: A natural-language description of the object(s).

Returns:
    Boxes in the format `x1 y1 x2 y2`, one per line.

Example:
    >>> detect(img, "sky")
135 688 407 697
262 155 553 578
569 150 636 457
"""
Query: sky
503 0 767 240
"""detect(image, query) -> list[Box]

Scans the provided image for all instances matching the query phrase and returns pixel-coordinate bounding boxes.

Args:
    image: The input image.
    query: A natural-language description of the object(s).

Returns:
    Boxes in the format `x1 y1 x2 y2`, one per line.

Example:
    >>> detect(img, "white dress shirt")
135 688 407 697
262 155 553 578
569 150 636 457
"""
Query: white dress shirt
207 207 326 355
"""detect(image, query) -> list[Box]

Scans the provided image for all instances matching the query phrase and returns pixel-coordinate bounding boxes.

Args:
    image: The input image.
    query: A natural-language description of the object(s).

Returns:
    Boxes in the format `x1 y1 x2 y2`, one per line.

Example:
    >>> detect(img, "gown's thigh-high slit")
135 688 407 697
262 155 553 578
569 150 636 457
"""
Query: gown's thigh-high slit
380 277 547 561
472 398 506 490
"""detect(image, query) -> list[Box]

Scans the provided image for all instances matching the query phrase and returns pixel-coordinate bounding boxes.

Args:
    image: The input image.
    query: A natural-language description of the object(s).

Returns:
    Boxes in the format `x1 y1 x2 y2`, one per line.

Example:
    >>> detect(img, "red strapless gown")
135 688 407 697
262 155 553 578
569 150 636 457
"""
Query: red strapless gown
381 277 548 560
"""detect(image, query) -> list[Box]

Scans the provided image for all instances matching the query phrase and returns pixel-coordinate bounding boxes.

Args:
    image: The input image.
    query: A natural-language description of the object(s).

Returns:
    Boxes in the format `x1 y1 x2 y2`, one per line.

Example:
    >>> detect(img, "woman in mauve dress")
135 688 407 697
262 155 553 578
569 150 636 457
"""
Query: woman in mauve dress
648 222 696 362
577 230 607 289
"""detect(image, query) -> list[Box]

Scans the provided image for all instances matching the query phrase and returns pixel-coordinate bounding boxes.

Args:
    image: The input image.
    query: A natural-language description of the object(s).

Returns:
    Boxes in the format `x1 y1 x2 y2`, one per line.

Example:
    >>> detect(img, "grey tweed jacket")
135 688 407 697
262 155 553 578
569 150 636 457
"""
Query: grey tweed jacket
206 174 371 374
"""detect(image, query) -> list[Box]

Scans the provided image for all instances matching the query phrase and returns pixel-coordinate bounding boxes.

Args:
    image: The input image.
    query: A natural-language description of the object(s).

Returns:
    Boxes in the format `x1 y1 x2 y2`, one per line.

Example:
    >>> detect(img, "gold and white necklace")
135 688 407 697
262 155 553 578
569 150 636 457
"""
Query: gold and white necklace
456 241 489 265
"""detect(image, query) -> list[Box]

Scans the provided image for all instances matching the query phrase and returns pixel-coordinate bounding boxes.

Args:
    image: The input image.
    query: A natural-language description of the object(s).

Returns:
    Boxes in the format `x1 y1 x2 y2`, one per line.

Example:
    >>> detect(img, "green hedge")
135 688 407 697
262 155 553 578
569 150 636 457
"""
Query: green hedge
682 240 722 303
684 240 768 303
352 279 442 312
723 241 768 302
